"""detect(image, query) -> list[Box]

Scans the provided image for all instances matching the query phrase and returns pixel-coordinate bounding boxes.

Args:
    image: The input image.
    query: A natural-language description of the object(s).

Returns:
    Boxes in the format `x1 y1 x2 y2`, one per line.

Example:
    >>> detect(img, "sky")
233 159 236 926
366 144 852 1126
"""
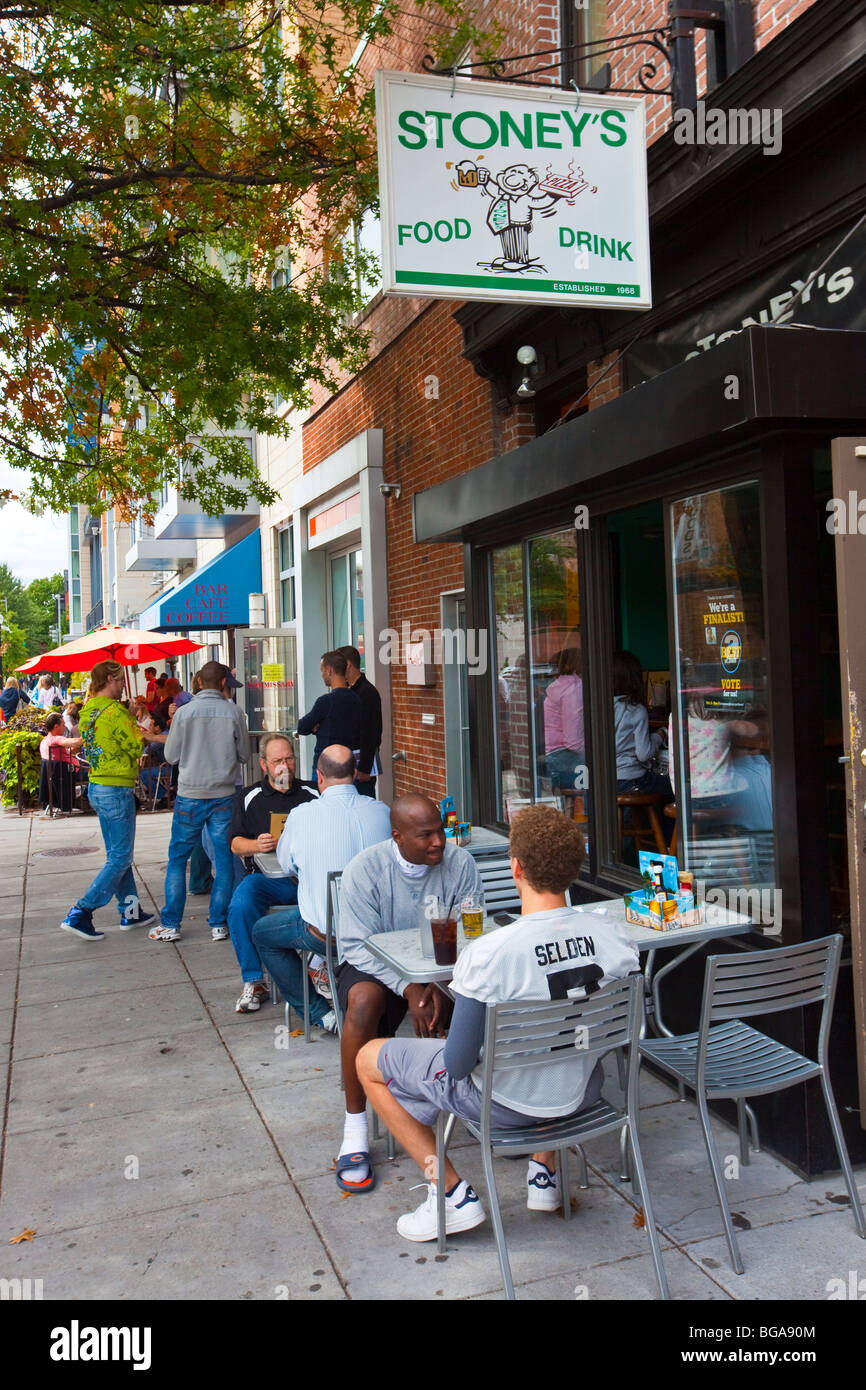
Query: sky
0 461 69 584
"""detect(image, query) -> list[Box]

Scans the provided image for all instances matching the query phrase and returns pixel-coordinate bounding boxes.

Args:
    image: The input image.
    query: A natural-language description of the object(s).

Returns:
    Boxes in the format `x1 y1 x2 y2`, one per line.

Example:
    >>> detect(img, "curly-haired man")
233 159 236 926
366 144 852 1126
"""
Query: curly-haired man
358 802 638 1243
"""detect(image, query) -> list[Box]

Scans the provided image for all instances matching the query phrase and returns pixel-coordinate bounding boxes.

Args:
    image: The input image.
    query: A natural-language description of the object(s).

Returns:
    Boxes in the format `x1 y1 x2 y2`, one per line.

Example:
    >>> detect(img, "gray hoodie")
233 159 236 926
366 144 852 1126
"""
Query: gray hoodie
163 689 249 798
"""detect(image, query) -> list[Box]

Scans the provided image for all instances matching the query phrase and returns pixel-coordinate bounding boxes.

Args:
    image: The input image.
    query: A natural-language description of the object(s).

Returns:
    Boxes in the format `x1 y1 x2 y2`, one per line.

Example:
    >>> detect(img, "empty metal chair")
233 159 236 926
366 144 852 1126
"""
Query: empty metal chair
434 974 669 1300
639 935 866 1274
478 854 574 913
476 855 521 915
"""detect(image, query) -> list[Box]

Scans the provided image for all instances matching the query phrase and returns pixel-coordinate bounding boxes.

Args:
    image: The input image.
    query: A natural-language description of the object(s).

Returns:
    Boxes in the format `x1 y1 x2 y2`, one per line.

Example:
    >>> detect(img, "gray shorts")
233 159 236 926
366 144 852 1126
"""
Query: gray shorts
377 1038 600 1131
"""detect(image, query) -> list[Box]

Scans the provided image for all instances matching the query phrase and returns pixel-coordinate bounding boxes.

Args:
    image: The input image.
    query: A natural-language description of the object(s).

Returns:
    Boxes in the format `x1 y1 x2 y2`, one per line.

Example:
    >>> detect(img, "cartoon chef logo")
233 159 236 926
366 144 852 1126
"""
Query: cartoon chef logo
454 158 597 274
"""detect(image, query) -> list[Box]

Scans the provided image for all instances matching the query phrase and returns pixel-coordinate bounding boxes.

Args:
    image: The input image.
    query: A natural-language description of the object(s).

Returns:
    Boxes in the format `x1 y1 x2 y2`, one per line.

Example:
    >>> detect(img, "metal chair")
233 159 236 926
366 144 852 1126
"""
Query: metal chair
279 868 343 1043
478 854 574 913
639 935 866 1274
434 974 669 1300
324 869 343 1034
476 855 522 915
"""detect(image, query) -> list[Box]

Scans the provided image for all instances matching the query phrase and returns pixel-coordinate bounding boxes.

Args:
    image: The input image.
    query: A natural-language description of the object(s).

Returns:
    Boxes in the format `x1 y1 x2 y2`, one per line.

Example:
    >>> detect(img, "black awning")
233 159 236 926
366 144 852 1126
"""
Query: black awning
413 326 866 542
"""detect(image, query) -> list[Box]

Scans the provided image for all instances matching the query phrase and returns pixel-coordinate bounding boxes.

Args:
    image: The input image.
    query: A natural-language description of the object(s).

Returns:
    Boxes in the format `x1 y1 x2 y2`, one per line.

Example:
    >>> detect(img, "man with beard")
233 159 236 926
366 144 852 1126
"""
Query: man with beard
226 733 317 1013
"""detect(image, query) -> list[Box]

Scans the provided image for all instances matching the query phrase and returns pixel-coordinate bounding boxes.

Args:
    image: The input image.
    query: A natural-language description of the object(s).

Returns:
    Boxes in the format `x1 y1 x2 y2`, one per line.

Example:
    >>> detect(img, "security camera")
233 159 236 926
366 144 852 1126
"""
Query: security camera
516 344 537 367
379 482 402 500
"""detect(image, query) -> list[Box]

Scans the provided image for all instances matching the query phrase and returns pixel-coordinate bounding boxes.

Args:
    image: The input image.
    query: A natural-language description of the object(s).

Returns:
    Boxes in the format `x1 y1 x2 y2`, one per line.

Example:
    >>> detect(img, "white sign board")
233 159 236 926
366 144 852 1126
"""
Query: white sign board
375 70 651 310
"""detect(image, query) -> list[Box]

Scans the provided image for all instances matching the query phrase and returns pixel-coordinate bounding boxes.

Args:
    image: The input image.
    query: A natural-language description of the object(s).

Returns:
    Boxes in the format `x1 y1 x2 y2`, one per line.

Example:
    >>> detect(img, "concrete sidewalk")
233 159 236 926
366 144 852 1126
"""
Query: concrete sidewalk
0 805 863 1302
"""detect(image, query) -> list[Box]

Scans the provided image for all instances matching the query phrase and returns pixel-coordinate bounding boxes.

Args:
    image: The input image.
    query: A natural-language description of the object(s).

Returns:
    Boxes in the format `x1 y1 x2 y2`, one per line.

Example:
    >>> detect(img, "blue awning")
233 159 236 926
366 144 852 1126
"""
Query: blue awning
138 530 262 633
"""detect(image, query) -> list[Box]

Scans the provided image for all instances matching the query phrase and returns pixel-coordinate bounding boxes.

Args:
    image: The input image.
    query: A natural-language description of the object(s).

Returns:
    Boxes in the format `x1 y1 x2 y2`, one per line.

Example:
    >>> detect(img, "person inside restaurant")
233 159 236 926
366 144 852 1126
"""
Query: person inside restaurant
543 646 585 792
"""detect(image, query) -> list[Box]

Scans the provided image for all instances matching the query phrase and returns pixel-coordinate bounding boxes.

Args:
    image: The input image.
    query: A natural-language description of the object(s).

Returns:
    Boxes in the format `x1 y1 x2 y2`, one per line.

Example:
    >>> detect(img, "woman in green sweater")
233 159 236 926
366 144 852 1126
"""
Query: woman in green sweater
60 660 153 941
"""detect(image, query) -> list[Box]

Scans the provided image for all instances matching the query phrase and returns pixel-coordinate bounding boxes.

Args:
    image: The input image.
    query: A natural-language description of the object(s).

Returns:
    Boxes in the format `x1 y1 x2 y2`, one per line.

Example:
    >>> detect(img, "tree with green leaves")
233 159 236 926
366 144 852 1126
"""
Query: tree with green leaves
25 573 68 648
0 1 491 520
0 563 36 645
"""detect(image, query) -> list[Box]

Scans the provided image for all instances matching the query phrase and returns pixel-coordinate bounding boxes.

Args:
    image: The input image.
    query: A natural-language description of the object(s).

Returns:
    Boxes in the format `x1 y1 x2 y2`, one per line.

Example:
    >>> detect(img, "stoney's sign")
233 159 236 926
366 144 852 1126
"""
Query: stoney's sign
375 70 651 310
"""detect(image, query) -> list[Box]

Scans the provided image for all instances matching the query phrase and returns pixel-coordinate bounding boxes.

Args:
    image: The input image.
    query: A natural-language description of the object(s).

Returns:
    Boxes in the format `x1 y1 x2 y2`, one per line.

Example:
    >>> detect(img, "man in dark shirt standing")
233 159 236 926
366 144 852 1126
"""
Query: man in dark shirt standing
227 733 316 1013
337 645 383 799
297 650 360 778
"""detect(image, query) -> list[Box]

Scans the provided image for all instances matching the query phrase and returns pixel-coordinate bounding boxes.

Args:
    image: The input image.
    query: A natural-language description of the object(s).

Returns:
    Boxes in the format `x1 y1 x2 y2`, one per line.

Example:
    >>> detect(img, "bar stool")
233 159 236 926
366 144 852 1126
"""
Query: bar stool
616 792 666 856
664 802 677 854
559 788 588 823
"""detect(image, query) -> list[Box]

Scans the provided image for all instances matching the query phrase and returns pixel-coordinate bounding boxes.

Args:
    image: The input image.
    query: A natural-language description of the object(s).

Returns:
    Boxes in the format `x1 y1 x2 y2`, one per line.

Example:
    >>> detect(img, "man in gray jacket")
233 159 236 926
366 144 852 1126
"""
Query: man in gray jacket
150 661 249 943
333 794 482 1194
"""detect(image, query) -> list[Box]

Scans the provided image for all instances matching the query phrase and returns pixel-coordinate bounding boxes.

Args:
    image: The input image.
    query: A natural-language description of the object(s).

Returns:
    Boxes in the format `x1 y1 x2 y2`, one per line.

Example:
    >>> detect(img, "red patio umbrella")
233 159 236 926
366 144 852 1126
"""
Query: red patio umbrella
17 624 205 672
17 625 205 695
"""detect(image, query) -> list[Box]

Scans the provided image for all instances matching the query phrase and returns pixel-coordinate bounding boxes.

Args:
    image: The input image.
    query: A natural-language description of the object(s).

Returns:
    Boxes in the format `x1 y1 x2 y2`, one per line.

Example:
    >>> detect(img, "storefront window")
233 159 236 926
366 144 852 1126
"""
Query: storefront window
491 529 585 837
491 543 528 818
528 530 585 808
671 482 775 893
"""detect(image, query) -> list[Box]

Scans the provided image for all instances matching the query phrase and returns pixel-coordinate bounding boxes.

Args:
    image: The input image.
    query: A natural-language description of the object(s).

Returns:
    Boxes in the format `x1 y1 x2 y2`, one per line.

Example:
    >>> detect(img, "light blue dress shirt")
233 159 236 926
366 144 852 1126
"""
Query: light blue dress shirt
275 782 392 929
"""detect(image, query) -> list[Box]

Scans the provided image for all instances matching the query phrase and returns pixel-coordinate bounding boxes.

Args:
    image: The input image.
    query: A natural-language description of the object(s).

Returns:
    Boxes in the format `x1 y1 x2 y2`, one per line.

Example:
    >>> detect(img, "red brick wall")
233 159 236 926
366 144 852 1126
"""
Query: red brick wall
304 300 535 801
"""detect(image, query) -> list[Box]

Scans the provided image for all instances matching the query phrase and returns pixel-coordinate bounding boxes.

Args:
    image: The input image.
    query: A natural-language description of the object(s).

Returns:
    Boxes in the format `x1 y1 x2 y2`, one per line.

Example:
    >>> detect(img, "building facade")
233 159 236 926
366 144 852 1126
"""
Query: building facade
299 0 866 1174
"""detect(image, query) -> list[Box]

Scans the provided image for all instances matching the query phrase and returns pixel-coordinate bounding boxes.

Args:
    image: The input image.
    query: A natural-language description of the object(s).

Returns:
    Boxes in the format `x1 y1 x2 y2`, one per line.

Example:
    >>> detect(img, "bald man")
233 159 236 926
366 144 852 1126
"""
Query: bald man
333 795 482 1193
251 745 391 1029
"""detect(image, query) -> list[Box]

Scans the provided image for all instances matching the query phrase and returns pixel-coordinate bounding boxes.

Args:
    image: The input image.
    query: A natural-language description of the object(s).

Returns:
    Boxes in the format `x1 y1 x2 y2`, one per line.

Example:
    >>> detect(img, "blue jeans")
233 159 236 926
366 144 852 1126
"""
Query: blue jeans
161 795 235 930
251 909 330 1024
227 874 299 983
75 783 139 917
188 837 213 894
202 821 246 894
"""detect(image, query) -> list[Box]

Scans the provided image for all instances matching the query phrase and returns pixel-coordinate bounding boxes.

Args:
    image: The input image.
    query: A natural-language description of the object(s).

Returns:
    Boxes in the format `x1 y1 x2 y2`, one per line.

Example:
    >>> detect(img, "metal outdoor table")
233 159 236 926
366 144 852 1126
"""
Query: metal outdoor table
253 851 287 878
365 898 754 1038
462 827 510 857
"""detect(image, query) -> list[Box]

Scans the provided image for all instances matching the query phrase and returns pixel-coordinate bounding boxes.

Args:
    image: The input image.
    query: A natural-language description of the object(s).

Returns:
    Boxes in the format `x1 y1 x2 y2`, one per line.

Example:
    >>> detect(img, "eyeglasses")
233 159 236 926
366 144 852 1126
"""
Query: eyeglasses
267 757 295 768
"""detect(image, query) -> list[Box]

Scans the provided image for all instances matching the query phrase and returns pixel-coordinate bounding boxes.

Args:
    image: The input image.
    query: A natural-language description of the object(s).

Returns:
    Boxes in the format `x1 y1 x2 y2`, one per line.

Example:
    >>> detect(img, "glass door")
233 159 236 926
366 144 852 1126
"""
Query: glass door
329 549 365 660
235 628 298 764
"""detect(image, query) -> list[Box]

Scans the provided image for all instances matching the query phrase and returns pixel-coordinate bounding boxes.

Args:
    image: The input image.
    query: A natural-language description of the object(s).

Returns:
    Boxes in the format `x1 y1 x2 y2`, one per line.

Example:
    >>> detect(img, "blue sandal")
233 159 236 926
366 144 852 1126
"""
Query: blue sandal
336 1151 376 1194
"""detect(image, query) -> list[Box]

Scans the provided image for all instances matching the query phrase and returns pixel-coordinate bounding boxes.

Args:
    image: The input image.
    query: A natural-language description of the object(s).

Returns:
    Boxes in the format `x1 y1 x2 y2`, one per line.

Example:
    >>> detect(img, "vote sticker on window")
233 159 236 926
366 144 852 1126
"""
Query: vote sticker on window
720 629 742 674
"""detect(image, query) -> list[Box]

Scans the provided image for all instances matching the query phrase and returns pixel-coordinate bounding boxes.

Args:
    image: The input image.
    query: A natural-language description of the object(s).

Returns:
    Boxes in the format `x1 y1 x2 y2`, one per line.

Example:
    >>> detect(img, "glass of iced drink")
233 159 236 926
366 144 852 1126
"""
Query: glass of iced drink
431 912 458 966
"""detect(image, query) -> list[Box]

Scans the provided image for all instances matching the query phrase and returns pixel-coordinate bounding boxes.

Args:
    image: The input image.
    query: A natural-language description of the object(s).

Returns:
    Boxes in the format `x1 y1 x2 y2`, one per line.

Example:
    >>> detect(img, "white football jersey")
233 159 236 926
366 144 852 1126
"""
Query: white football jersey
451 906 639 1117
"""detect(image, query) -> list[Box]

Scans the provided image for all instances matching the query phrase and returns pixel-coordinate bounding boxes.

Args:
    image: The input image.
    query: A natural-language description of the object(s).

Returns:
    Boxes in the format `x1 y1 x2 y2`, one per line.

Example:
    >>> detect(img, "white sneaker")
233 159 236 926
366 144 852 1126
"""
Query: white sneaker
236 981 269 1013
526 1162 559 1211
316 1008 338 1034
211 926 229 942
396 1181 486 1243
148 925 180 942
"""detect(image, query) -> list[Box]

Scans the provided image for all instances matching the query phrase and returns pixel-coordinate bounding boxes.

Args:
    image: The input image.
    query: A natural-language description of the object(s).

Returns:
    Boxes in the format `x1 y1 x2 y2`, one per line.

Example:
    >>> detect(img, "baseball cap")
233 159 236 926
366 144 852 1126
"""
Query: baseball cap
225 674 243 689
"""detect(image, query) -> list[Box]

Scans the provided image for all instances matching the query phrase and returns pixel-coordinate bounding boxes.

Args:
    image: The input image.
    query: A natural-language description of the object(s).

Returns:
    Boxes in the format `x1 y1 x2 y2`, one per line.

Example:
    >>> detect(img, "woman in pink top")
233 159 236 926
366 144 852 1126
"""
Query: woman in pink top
543 648 585 790
39 713 83 815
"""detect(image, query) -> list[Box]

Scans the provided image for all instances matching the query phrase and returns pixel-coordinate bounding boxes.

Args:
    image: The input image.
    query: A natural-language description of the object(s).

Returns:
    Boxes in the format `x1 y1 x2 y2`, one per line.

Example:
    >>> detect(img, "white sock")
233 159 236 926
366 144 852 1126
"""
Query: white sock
445 1178 470 1201
339 1111 369 1184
